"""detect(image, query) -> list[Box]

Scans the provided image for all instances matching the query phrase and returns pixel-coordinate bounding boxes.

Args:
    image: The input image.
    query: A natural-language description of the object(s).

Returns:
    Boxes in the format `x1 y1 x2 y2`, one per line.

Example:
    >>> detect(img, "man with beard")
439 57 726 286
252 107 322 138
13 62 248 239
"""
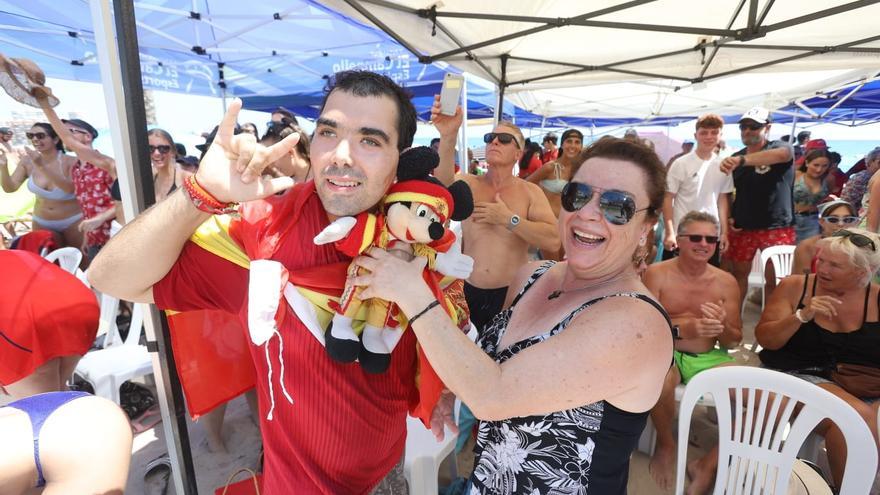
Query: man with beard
720 106 795 305
643 211 742 491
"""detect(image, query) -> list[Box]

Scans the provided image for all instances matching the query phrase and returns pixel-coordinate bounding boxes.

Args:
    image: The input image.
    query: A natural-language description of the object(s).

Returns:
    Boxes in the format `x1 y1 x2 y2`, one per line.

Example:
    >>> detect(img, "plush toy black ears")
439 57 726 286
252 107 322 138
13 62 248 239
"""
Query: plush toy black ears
398 146 439 181
397 145 474 222
449 180 473 221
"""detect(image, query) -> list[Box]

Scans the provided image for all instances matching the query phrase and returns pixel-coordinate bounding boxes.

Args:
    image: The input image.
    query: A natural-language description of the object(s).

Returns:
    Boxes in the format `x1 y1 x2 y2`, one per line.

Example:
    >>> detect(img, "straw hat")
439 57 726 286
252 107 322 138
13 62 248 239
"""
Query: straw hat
0 53 59 108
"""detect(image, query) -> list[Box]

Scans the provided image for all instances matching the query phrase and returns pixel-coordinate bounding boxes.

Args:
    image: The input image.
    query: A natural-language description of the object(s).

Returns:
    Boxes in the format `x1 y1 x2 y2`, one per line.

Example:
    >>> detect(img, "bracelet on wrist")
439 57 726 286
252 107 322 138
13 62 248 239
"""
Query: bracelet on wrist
182 175 239 215
408 299 441 326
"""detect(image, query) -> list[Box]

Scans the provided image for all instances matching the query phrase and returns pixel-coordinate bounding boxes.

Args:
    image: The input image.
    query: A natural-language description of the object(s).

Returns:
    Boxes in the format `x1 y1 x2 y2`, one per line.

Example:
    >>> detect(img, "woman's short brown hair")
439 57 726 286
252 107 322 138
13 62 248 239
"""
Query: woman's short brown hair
572 137 666 220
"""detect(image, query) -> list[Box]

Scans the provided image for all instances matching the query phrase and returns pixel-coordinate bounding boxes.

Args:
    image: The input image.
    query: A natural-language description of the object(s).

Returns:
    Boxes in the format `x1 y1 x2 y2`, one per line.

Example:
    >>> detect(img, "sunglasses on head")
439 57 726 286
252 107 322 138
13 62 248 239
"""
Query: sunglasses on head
560 181 650 225
483 132 521 149
149 145 172 154
68 128 90 136
678 234 719 244
26 132 48 140
832 229 876 251
739 122 765 131
823 215 860 225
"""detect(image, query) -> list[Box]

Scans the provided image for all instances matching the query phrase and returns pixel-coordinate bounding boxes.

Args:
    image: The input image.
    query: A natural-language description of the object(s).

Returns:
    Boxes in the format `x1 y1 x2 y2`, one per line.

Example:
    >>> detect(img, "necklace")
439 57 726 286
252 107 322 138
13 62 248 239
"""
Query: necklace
547 273 636 300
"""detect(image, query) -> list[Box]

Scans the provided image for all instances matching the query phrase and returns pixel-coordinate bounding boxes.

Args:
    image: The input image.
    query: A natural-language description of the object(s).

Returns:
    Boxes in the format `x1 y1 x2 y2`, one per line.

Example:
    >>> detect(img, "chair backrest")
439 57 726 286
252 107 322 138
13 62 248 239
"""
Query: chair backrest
98 293 144 348
675 366 877 495
749 249 763 278
760 245 796 283
43 246 83 275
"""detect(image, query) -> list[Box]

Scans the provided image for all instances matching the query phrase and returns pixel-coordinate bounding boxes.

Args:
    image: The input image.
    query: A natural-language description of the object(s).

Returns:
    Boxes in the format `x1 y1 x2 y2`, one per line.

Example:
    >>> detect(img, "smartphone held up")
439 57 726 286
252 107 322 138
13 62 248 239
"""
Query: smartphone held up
439 73 464 116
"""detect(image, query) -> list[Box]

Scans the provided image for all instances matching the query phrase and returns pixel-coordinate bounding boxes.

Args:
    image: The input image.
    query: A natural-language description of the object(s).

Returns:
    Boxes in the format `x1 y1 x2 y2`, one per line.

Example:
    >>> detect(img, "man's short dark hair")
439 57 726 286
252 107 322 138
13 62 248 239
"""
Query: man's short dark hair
321 71 417 151
797 130 811 144
430 138 440 146
543 133 557 145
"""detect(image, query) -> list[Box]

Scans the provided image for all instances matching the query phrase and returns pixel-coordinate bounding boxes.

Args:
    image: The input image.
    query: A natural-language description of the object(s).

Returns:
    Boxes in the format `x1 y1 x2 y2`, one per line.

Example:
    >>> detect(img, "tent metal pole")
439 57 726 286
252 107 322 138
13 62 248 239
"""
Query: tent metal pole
427 0 656 61
459 72 469 172
699 0 747 79
92 1 199 493
342 0 423 60
789 115 799 141
218 63 228 113
819 82 866 118
495 55 508 125
762 0 880 33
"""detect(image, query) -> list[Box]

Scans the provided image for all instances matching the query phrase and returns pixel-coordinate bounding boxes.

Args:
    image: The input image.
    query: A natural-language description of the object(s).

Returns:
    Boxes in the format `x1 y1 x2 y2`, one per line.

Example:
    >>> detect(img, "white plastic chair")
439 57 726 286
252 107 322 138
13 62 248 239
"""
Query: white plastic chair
74 298 152 404
760 245 796 308
675 366 877 495
403 415 458 494
44 246 83 273
744 249 763 316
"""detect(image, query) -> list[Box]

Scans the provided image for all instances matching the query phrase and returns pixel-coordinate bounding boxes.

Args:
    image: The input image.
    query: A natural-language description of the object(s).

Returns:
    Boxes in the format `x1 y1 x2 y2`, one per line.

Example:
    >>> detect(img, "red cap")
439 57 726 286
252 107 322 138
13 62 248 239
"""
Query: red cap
796 138 829 166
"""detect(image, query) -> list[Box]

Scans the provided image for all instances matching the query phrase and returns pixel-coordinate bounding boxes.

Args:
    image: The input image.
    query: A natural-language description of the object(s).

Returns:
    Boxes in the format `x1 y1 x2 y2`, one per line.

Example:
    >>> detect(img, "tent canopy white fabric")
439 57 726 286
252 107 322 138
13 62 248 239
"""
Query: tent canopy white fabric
320 0 880 122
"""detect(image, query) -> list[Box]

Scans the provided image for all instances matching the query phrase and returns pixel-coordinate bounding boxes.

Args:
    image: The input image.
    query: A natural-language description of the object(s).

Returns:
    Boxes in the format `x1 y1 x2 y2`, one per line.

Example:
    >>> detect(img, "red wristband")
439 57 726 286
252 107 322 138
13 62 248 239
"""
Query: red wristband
182 175 238 215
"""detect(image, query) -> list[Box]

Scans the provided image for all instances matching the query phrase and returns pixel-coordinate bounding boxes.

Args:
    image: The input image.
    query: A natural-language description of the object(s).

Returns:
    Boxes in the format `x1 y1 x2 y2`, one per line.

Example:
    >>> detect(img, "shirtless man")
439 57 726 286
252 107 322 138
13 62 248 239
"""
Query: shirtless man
643 211 742 493
431 97 559 332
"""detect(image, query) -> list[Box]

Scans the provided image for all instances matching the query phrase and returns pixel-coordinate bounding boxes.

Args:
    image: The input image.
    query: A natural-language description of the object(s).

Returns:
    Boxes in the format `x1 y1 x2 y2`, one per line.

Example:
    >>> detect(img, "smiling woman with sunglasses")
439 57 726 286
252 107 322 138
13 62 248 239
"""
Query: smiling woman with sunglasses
792 199 860 274
355 137 672 494
0 122 84 248
757 227 880 489
147 128 182 202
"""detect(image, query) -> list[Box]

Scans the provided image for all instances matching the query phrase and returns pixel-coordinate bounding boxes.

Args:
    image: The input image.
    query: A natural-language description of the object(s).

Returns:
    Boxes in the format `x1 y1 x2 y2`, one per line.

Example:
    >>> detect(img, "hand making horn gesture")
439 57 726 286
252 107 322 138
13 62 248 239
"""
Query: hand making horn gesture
196 98 300 204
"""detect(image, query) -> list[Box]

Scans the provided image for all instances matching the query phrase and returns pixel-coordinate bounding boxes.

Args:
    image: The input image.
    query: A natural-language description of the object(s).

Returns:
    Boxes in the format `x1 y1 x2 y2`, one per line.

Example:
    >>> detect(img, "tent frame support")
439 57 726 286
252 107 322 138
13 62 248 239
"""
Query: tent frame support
348 0 880 89
91 1 199 493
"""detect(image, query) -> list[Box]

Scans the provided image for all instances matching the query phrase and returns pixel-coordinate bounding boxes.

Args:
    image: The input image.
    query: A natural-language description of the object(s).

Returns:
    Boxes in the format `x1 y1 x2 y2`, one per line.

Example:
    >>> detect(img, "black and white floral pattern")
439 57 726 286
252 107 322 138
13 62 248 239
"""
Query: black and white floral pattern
469 262 650 495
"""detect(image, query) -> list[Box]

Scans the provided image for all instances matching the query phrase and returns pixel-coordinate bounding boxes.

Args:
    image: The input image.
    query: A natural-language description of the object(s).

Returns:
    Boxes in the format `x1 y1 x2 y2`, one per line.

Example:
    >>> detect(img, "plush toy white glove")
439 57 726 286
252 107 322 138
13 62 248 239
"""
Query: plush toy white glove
313 216 357 245
434 250 474 279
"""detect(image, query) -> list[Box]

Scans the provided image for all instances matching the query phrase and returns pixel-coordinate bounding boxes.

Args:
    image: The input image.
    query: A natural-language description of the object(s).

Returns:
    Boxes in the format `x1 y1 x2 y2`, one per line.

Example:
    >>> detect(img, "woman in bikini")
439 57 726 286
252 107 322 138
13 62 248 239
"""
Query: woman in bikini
0 391 131 494
0 123 83 248
34 90 117 261
527 128 584 259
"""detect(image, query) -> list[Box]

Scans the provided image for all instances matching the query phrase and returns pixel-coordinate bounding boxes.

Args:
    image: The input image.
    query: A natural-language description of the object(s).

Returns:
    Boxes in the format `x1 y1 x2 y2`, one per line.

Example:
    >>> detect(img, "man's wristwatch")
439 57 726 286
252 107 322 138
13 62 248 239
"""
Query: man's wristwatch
508 214 521 230
795 309 812 323
672 325 682 340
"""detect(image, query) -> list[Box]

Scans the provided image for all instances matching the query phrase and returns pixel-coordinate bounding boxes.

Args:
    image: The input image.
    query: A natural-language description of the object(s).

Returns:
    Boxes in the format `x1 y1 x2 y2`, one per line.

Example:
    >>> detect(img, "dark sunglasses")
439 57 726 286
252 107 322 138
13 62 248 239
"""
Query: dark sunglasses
483 132 521 149
832 229 876 251
739 122 765 131
560 181 650 225
149 145 172 154
823 215 860 225
678 234 720 244
26 132 48 140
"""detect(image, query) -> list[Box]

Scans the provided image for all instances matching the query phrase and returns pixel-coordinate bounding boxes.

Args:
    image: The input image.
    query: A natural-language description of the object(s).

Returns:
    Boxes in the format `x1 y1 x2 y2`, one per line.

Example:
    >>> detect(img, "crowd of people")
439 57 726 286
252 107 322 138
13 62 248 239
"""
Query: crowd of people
2 67 880 495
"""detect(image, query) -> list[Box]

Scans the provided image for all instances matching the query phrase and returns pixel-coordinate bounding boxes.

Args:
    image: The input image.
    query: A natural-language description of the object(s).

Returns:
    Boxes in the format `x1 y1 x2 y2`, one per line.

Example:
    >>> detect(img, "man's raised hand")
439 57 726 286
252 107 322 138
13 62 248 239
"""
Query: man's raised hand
196 98 299 203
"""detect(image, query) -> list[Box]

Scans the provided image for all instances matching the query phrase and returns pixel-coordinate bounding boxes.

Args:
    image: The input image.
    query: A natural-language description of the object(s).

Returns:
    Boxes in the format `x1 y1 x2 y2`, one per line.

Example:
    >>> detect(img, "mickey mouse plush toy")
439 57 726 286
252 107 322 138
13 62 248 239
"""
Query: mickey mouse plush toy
314 146 474 373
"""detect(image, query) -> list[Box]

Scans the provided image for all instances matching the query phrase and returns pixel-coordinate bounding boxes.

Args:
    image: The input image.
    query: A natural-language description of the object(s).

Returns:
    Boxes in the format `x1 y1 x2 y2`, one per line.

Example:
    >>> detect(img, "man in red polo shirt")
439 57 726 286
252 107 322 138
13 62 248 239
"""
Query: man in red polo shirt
89 71 452 494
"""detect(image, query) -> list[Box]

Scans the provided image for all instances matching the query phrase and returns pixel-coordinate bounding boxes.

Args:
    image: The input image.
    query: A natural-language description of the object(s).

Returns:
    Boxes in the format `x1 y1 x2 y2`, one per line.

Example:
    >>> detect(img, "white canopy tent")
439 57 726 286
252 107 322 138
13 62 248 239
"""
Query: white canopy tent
320 0 880 122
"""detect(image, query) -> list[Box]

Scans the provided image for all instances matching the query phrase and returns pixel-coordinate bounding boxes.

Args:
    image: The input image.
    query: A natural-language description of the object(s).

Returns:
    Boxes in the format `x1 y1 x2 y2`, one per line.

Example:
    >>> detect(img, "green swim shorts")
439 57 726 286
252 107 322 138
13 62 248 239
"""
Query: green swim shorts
674 347 735 384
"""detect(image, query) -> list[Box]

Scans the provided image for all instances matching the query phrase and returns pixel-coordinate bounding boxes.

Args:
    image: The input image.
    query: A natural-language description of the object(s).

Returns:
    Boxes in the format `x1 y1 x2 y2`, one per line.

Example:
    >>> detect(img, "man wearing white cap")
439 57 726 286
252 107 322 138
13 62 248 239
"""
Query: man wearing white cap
719 106 795 304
